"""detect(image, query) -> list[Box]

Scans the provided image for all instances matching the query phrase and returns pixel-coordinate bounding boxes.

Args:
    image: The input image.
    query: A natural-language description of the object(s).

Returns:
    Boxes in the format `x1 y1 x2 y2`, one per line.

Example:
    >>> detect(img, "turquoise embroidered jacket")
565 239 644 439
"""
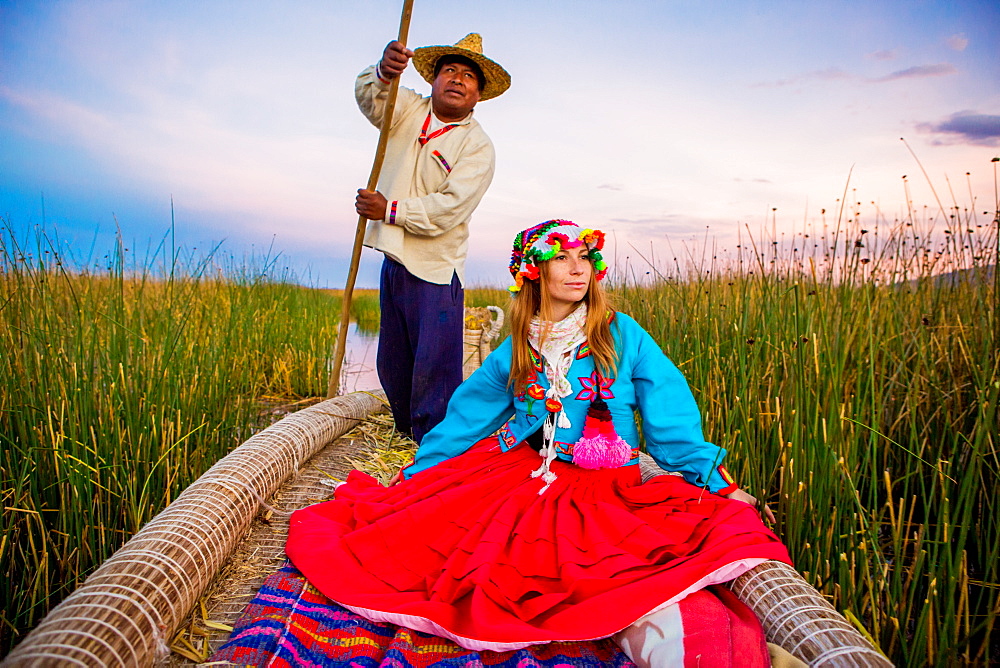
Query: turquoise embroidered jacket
404 313 738 494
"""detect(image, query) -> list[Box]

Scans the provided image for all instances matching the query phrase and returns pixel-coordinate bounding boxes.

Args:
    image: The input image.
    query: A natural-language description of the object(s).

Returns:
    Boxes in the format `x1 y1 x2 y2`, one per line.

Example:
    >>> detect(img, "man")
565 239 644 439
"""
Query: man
354 34 510 443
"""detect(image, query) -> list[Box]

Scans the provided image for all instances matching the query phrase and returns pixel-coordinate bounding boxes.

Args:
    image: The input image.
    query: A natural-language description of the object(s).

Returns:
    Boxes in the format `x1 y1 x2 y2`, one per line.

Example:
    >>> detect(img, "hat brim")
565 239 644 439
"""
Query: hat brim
412 45 511 101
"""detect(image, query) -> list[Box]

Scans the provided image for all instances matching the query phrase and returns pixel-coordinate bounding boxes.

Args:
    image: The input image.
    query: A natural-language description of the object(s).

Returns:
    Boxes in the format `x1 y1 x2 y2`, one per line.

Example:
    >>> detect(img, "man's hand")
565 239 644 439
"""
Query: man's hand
380 40 414 79
725 488 776 524
356 189 388 221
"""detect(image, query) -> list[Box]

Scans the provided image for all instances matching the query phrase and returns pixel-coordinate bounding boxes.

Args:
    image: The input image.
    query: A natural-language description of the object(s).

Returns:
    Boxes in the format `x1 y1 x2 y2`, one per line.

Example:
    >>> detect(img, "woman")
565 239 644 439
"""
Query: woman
286 221 791 664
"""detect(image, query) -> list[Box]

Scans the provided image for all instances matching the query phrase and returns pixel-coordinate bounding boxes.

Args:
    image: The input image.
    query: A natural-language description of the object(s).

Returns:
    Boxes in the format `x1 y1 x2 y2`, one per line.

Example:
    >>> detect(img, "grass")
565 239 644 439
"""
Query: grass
0 223 371 655
322 287 381 337
1 170 997 664
613 194 998 665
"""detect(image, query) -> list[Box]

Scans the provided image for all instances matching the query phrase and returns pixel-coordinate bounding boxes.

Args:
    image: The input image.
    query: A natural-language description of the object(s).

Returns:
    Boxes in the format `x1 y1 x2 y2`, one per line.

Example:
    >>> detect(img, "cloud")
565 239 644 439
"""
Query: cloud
866 49 897 61
597 183 624 191
1 85 115 139
0 82 346 239
752 68 851 88
945 33 969 51
872 63 956 82
756 62 957 88
611 215 685 225
918 111 1000 147
605 215 704 239
734 177 773 184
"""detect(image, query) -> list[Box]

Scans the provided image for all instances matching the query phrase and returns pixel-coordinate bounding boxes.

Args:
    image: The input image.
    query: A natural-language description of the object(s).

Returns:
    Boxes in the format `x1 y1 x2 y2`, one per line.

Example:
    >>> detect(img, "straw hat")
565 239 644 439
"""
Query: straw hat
412 33 511 101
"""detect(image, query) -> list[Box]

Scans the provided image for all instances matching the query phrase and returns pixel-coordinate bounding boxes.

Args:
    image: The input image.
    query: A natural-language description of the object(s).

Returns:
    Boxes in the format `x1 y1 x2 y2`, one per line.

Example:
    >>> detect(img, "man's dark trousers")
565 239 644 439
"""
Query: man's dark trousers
377 257 464 444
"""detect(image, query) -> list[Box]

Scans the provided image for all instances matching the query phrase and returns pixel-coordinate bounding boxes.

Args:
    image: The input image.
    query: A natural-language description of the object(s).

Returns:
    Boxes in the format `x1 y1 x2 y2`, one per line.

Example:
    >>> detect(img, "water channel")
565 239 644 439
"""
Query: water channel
337 321 381 393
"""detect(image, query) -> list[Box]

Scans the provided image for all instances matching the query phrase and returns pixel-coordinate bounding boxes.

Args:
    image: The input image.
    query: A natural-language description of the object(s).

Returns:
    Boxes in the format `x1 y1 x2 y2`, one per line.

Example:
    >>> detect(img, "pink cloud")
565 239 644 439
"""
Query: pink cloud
872 63 956 82
945 33 969 51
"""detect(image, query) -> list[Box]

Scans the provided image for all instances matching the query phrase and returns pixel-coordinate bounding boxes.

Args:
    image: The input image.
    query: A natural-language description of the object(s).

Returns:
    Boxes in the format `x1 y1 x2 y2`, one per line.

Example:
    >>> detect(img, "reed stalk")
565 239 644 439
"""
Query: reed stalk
0 223 344 654
615 191 997 666
2 167 996 665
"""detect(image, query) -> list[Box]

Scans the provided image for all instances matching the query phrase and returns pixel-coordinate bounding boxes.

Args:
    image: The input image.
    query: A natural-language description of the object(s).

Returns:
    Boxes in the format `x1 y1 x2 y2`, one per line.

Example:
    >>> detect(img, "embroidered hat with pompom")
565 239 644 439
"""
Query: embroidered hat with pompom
508 220 608 293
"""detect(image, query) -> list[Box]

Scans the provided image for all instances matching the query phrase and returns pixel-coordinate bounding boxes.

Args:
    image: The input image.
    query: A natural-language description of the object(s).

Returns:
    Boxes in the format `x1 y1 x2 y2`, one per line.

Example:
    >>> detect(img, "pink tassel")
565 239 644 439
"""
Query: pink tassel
572 433 632 469
572 397 632 469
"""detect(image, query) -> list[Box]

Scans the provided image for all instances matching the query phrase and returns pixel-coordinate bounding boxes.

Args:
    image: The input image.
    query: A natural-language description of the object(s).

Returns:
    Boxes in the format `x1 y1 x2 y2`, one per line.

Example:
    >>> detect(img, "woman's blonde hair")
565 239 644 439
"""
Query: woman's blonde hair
508 261 617 393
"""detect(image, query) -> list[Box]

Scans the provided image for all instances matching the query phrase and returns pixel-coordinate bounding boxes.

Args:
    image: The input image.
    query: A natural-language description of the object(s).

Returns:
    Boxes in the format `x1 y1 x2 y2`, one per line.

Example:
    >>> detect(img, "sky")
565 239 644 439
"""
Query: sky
2 0 999 288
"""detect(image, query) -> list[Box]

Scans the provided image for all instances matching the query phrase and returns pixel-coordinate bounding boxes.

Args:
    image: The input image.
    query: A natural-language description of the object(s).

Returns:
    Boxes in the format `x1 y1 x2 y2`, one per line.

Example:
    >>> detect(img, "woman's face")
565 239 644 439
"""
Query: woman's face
543 245 592 316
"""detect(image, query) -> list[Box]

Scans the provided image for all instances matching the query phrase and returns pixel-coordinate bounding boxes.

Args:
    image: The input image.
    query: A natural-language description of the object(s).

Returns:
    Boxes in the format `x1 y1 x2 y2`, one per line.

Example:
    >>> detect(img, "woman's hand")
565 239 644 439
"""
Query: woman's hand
387 469 404 486
725 488 776 524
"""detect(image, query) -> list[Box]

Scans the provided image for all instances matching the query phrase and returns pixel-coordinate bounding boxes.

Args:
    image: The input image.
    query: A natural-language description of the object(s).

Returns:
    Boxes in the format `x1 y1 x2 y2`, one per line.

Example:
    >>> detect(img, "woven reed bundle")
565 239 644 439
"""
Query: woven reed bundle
730 562 893 667
639 453 893 667
2 391 385 668
163 412 398 664
6 378 894 666
462 306 504 379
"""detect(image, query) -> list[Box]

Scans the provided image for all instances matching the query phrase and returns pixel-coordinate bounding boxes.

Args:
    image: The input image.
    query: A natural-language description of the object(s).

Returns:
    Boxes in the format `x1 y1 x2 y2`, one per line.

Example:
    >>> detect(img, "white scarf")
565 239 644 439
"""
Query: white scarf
527 303 588 493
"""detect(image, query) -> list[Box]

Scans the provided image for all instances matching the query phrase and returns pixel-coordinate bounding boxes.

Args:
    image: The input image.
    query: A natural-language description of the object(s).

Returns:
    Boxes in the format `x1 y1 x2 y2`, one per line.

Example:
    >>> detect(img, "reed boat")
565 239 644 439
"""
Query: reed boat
3 314 893 667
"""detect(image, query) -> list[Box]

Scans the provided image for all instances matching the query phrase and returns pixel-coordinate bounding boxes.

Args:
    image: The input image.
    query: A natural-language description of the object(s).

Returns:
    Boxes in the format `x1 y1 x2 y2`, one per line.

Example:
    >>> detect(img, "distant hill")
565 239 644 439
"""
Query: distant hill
900 264 995 289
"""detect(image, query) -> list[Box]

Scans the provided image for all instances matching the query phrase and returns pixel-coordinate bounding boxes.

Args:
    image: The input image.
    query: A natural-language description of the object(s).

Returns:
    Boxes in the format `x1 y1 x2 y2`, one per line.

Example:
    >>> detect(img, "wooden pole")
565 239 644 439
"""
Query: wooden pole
328 0 415 398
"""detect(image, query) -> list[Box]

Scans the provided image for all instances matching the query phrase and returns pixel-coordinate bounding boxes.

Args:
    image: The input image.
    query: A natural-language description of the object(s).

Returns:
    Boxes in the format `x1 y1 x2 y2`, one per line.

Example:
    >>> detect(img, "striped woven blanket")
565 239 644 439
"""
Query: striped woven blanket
211 561 768 667
210 562 634 667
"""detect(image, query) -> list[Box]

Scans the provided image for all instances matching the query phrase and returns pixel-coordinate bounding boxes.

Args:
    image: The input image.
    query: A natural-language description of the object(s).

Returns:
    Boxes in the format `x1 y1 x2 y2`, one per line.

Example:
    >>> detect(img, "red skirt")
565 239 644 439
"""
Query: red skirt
286 437 791 652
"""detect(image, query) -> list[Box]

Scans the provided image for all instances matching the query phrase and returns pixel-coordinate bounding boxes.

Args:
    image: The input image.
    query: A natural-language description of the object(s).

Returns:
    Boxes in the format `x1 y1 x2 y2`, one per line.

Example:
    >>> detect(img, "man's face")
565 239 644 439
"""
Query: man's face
430 60 482 121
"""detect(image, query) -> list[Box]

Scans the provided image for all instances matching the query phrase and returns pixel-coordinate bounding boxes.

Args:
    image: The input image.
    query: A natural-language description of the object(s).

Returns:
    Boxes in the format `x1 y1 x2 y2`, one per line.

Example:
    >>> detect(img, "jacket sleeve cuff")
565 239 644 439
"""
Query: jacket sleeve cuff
363 63 389 91
715 465 738 495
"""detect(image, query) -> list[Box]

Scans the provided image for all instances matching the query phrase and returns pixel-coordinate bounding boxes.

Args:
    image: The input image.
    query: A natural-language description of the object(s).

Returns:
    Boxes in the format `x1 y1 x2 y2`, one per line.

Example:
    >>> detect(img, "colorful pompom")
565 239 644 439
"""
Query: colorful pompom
571 397 632 469
508 220 610 291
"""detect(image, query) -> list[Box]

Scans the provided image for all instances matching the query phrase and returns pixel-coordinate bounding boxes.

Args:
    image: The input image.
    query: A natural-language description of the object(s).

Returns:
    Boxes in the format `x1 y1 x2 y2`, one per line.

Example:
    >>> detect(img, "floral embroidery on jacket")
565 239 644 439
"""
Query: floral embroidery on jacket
528 345 542 371
515 370 539 399
576 371 615 401
498 422 519 449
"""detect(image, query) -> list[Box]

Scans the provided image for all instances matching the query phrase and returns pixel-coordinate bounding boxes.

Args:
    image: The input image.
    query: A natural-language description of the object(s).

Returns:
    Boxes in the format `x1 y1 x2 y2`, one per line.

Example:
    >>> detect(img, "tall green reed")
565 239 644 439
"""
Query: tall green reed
0 223 343 655
348 290 381 337
2 168 995 665
615 192 997 665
